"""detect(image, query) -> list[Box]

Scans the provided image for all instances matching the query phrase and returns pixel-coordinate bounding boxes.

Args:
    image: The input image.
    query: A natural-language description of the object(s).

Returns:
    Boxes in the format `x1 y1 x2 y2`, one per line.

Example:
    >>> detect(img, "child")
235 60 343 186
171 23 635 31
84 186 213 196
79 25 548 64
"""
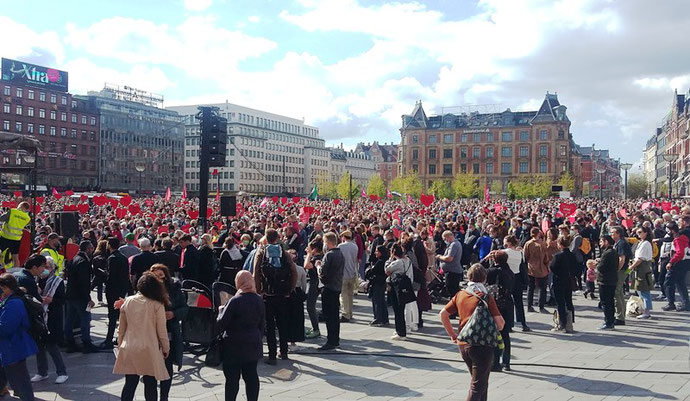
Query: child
583 259 597 299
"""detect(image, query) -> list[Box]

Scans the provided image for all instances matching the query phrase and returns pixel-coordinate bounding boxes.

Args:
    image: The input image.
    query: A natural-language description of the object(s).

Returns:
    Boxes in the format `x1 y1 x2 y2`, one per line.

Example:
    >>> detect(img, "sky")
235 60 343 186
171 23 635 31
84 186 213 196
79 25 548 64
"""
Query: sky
2 0 690 168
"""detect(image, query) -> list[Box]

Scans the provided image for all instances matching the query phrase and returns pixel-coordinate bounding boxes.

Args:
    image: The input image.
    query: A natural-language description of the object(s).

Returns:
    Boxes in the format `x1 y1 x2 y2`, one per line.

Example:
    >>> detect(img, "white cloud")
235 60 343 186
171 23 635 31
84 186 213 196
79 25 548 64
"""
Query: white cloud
248 15 260 23
0 16 64 65
634 74 690 91
183 0 213 11
64 58 175 96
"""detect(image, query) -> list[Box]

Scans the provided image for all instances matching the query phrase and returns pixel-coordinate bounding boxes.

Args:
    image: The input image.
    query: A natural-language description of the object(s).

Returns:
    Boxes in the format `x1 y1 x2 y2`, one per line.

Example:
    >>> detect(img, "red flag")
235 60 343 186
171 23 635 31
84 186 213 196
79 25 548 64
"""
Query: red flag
212 169 218 176
165 187 171 202
182 185 187 200
484 185 490 203
52 188 61 200
386 189 392 200
215 188 220 202
361 188 366 198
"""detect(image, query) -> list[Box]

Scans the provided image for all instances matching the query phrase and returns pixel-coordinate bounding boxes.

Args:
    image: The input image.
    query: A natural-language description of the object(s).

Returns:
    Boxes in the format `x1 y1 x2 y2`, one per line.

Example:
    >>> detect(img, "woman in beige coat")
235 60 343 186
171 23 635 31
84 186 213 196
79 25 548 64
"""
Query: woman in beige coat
114 272 170 401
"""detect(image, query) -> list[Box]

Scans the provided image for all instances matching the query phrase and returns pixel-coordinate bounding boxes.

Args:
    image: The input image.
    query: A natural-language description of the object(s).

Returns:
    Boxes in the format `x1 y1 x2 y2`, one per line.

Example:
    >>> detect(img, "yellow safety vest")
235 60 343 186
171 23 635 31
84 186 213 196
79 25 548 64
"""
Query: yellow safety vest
41 247 65 277
0 209 30 241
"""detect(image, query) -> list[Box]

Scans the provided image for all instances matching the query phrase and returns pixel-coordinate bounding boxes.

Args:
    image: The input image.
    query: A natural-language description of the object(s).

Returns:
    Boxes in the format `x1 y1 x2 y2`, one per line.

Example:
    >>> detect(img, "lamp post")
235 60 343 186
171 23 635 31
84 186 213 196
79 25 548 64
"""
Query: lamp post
135 163 146 195
620 162 632 199
595 167 606 201
23 153 37 253
662 153 678 199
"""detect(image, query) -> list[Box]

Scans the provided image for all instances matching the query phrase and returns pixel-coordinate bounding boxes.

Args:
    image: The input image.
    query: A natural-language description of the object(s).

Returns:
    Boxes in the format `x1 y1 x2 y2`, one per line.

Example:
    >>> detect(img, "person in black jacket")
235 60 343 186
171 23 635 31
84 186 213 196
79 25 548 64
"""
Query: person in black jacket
178 235 199 282
102 237 131 348
154 238 180 277
90 240 109 305
597 235 619 330
218 237 244 285
367 225 384 266
198 234 216 289
130 238 157 286
550 235 577 333
13 254 45 302
64 241 98 353
482 251 514 372
317 232 344 351
365 245 389 327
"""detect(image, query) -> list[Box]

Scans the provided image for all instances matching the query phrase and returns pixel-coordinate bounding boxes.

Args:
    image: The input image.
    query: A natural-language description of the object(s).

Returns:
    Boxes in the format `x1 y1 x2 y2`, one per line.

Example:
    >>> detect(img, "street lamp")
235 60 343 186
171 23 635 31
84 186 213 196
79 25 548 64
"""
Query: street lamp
662 153 678 199
595 167 606 200
620 162 632 199
135 163 146 195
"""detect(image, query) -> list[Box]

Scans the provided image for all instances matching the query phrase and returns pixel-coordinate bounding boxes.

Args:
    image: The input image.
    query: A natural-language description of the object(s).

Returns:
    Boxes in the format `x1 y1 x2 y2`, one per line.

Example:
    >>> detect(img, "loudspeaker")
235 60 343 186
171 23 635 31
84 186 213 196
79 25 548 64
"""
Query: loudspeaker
551 185 564 192
53 212 80 241
220 196 236 216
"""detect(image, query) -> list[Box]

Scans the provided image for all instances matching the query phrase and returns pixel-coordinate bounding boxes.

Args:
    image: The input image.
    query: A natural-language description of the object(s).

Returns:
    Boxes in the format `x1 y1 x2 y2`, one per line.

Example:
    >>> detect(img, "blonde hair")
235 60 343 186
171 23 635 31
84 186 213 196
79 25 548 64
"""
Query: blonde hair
467 263 487 283
586 259 596 268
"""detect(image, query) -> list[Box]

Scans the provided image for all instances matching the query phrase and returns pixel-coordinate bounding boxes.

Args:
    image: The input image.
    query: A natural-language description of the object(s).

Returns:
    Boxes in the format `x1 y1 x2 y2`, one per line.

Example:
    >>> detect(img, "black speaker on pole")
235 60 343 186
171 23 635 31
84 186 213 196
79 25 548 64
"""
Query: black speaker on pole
220 196 237 216
52 212 80 242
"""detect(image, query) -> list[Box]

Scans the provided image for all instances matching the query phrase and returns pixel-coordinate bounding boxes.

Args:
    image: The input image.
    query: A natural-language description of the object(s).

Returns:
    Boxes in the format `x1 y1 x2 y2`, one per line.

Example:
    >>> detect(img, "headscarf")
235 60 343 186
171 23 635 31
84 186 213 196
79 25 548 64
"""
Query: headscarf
235 270 256 294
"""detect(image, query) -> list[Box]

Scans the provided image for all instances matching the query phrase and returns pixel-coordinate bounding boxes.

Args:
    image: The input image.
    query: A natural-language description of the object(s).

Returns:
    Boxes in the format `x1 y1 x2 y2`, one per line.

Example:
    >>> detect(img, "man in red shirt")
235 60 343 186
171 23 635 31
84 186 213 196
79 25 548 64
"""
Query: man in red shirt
662 216 690 311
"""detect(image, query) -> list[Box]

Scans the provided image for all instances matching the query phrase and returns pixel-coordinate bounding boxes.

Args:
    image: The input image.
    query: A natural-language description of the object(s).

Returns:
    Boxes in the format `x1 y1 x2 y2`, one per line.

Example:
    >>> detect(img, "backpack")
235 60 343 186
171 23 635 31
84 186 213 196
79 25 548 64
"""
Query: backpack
457 292 499 347
20 295 48 343
260 244 292 296
487 283 511 310
579 238 591 255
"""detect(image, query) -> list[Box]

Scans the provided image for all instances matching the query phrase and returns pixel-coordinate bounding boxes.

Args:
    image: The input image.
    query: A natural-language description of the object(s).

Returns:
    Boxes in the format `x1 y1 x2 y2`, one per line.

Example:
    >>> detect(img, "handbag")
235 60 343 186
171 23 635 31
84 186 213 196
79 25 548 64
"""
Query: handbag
390 260 417 305
457 292 499 347
204 337 223 367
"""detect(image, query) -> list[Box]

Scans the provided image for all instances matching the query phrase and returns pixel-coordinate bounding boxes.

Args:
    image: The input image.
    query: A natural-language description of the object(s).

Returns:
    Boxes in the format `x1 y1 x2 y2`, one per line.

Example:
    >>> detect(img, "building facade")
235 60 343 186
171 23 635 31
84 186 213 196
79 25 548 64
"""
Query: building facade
1 59 99 189
327 146 376 188
658 90 690 197
168 102 325 196
572 145 621 198
79 85 184 194
355 141 398 185
643 135 657 196
398 93 572 191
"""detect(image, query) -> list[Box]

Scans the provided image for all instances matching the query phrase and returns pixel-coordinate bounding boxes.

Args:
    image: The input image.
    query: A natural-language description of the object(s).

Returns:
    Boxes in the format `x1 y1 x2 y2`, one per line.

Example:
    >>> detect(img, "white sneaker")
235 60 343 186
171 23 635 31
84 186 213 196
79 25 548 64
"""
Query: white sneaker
391 334 407 341
55 375 68 384
30 374 48 383
637 313 651 319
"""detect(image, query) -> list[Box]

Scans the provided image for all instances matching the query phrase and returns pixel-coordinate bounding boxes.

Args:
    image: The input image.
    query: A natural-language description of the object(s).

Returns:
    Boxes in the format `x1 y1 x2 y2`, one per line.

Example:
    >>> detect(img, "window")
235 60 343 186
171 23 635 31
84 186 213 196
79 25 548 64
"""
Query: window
71 129 77 138
486 162 494 174
27 107 34 117
461 133 468 143
558 130 565 139
81 115 87 124
50 110 56 120
561 162 567 172
15 88 22 98
460 163 467 173
502 132 512 142
429 135 437 144
473 133 481 142
443 164 452 175
501 147 512 157
520 131 529 141
539 145 548 157
71 114 77 123
443 148 452 159
90 117 96 125
428 164 437 174
540 130 547 140
39 109 45 118
473 146 480 158
27 123 33 133
39 92 45 101
412 164 418 173
71 100 77 108
2 104 9 113
412 149 419 160
61 95 67 105
486 146 494 158
487 132 494 142
15 122 21 132
60 128 67 137
539 161 547 173
3 86 9 96
50 126 56 136
15 105 22 115
501 163 511 174
61 112 67 121
429 148 437 159
2 121 8 130
473 163 480 174
460 147 467 158
27 90 34 100
559 145 567 156
412 135 418 144
50 93 56 103
38 125 45 135
520 146 529 157
519 161 528 173
443 134 453 144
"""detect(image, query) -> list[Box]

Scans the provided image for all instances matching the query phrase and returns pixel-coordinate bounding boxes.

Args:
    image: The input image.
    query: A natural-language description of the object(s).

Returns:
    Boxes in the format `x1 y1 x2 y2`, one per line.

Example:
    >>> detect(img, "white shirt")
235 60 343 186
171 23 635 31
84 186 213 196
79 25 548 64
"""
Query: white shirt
504 247 523 274
634 240 653 262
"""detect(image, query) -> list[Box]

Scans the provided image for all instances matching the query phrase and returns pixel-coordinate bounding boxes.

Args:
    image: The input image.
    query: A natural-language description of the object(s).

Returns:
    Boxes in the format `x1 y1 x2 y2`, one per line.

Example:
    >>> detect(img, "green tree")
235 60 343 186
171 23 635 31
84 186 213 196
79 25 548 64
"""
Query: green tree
532 177 554 198
317 174 338 199
490 180 502 196
507 177 532 199
366 174 386 198
390 172 422 198
557 171 575 192
626 173 648 198
429 179 454 199
452 173 479 199
337 172 359 199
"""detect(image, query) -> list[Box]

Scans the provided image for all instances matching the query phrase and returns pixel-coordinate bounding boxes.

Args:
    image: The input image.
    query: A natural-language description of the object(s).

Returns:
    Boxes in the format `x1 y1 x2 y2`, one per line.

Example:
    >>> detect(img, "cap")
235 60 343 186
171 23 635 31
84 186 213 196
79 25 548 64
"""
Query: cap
125 233 136 241
47 233 62 240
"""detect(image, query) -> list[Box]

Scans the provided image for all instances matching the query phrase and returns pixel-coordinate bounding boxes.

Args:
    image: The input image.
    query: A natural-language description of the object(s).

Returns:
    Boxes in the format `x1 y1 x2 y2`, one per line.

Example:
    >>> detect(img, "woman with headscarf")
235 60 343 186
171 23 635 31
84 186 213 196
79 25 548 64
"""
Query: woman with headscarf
216 270 265 401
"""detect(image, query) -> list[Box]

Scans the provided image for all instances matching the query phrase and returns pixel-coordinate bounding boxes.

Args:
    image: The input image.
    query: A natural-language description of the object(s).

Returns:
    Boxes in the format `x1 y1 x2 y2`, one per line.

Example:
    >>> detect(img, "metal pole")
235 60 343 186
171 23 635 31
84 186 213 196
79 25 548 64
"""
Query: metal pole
599 172 603 201
217 172 220 196
198 107 212 233
282 155 286 195
139 171 142 195
624 169 628 199
30 148 37 254
668 164 672 200
349 174 353 211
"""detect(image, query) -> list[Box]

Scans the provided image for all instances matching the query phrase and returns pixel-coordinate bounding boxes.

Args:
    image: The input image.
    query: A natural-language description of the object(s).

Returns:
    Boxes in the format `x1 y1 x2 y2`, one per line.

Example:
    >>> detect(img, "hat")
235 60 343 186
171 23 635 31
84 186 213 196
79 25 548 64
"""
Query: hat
47 233 62 240
125 233 136 241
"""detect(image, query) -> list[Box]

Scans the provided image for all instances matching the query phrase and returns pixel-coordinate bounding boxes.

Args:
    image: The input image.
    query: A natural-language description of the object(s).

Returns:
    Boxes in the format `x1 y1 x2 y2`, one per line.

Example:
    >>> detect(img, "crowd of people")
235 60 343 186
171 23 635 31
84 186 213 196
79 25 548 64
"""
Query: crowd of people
0 193 687 400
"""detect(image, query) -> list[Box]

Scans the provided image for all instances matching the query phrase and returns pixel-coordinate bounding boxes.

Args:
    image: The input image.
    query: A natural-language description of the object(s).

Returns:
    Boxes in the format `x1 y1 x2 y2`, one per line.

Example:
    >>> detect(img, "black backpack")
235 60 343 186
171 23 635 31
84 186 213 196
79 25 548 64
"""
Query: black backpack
20 294 48 343
260 245 292 296
487 284 511 311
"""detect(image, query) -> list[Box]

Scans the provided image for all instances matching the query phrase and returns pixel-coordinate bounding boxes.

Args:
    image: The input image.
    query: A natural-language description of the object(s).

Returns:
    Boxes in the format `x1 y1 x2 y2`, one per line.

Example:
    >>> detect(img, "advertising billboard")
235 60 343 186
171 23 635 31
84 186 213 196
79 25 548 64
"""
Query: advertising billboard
1 58 68 92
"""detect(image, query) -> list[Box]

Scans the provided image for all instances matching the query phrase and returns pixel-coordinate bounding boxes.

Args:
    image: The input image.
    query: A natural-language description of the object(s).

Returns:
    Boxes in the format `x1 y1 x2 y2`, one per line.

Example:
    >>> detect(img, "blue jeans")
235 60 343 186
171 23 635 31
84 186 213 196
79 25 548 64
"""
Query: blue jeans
638 291 653 311
36 342 66 376
665 262 689 309
64 299 93 345
0 360 34 401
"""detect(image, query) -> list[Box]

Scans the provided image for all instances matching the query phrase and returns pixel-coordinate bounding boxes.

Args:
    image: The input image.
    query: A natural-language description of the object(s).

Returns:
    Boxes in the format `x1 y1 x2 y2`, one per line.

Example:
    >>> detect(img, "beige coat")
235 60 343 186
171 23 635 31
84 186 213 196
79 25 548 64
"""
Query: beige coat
524 239 550 279
113 294 170 381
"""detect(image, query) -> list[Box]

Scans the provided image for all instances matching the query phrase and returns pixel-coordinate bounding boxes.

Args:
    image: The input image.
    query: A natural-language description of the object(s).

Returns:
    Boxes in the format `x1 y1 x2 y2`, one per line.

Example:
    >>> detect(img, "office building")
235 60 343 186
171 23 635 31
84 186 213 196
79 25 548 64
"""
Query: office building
355 141 398 185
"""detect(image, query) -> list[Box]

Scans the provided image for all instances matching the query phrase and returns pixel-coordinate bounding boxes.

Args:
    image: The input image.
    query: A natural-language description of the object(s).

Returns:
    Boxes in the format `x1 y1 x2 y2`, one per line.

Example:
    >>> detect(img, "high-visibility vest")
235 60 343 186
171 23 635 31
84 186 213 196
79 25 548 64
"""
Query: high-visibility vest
0 209 30 241
41 247 65 277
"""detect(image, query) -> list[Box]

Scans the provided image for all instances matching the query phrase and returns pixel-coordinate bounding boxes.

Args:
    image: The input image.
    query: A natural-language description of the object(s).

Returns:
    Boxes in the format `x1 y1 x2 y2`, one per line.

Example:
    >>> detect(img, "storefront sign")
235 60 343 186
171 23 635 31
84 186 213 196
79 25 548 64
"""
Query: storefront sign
1 58 68 92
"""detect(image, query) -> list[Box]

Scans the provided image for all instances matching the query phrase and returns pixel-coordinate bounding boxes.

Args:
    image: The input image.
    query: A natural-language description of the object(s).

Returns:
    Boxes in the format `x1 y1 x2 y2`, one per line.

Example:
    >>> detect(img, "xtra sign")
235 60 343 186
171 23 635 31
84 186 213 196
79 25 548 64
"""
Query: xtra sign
1 58 68 92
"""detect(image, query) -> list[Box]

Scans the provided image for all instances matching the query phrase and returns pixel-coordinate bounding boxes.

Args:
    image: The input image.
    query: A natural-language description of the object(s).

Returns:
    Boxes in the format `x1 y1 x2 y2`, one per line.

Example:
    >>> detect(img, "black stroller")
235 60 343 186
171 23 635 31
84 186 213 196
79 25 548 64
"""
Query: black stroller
427 266 450 304
181 280 215 355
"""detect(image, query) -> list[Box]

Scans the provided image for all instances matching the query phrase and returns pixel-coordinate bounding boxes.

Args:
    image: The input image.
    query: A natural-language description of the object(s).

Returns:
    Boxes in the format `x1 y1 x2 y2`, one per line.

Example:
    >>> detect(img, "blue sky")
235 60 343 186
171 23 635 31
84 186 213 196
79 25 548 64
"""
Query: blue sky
2 0 690 167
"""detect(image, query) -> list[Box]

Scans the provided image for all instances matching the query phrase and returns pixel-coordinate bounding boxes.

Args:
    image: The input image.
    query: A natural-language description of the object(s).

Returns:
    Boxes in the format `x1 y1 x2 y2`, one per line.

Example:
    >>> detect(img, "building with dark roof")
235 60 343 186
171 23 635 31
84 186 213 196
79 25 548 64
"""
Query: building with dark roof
398 92 573 193
354 141 398 185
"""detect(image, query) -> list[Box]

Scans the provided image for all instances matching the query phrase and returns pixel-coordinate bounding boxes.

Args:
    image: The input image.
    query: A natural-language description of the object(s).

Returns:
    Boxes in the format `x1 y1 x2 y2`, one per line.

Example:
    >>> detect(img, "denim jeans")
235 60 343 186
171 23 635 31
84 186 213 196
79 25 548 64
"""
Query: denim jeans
638 291 653 311
0 360 34 401
512 272 526 325
64 299 92 346
36 342 66 376
527 276 547 308
665 261 689 308
369 282 389 324
321 288 340 346
306 274 320 332
223 360 259 401
264 296 288 360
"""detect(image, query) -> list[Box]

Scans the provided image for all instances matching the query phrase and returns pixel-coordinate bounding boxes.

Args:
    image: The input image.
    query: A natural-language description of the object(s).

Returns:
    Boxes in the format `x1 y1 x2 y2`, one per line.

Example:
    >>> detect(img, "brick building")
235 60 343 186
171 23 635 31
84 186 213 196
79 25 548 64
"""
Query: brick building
658 90 690 197
1 58 99 190
398 93 572 192
571 144 621 198
355 141 398 185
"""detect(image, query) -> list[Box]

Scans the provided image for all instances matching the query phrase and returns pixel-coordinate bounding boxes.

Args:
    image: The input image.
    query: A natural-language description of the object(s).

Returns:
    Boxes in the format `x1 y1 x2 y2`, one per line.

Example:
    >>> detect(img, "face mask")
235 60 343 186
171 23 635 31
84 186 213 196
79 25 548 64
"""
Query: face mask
242 240 250 247
41 269 50 278
445 240 451 245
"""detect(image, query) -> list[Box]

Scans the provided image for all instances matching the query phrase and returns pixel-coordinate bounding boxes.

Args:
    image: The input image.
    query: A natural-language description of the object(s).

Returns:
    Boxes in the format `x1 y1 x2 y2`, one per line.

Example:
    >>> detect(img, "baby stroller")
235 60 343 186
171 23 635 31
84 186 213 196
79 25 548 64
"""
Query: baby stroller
427 267 450 304
212 281 237 312
181 280 214 355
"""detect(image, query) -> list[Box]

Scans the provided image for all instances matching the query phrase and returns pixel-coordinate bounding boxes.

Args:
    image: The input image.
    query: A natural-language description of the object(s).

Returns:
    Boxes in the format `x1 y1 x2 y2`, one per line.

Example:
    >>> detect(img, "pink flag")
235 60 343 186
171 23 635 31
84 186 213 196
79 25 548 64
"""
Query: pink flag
165 187 171 202
406 194 413 203
260 197 268 208
182 185 187 200
484 185 490 203
386 189 392 200
215 188 220 202
361 188 366 198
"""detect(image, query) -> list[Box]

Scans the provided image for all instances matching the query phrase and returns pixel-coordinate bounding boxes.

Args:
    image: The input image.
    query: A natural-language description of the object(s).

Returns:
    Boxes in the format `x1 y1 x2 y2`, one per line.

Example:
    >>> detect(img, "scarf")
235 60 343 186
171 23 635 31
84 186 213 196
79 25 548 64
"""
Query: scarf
235 270 256 294
465 281 488 296
42 274 63 317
